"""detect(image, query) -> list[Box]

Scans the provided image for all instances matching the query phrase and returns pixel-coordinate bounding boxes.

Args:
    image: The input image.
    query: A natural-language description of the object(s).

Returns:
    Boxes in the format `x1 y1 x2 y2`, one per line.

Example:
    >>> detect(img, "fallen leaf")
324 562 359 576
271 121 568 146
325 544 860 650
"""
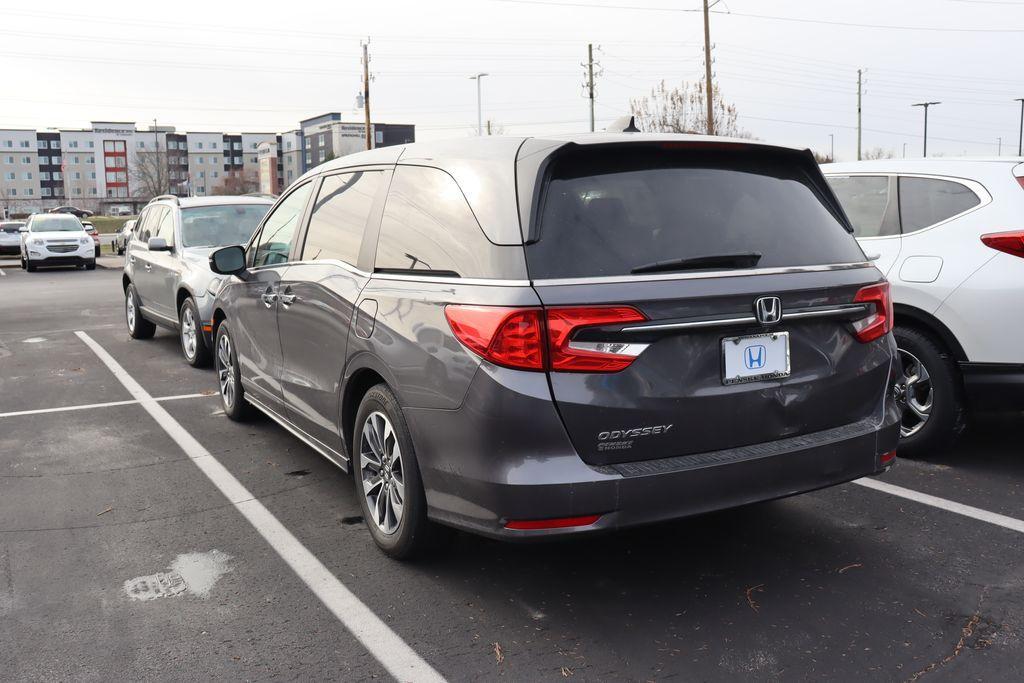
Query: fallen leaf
838 563 863 574
745 584 764 613
493 642 504 664
561 666 574 677
97 507 113 516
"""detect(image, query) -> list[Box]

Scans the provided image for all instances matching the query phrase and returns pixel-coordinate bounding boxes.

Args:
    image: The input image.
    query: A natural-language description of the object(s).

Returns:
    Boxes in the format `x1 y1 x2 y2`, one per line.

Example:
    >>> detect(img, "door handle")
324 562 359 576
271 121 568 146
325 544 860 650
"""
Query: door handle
261 290 278 308
279 286 297 307
144 263 152 272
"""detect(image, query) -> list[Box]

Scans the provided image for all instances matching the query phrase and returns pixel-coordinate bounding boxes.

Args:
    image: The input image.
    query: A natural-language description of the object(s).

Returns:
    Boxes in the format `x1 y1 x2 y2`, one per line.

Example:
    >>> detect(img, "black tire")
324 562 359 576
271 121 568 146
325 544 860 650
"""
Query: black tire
214 321 254 421
85 260 96 271
893 325 966 458
125 282 156 339
353 384 435 560
179 297 212 368
20 255 26 270
26 259 36 272
94 245 101 258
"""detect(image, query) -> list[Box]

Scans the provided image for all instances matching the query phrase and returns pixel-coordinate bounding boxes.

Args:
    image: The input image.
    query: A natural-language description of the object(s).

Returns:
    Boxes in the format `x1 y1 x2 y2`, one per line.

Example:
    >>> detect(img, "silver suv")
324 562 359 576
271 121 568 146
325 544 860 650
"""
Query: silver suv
122 194 272 366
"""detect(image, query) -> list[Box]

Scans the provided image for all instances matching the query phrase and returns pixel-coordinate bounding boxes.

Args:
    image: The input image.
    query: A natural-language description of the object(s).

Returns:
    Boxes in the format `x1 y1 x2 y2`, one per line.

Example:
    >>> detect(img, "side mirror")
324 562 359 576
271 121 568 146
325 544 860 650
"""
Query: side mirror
147 237 171 252
209 245 247 276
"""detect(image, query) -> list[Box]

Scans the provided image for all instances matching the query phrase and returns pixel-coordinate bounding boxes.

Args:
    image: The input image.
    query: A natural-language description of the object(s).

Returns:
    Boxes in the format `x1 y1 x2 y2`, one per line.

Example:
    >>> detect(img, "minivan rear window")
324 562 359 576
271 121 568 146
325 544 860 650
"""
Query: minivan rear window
526 147 865 279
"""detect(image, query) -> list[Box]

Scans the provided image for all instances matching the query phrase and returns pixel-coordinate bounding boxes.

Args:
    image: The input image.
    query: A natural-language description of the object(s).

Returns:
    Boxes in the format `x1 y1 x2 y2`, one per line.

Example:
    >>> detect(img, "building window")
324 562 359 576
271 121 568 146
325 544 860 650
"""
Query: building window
90 172 96 179
23 172 32 180
211 142 218 150
73 172 81 180
233 142 241 150
74 188 82 195
21 156 31 164
138 141 146 149
73 156 80 164
69 140 79 148
233 156 241 165
3 172 13 180
87 156 94 163
305 152 311 165
88 141 94 148
198 171 205 179
51 157 60 165
50 140 60 149
37 140 47 149
3 141 12 148
197 156 204 164
106 172 117 182
53 172 61 181
40 172 50 181
318 150 325 163
6 188 14 196
2 156 11 164
25 188 33 196
287 170 294 180
19 140 30 148
41 187 52 197
197 142 204 149
212 171 219 178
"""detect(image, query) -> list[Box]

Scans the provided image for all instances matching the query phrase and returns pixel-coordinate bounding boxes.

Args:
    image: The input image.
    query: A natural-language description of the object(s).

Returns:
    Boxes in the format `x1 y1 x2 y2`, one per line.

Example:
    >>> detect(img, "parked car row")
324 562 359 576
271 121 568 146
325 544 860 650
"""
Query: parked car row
123 133 904 560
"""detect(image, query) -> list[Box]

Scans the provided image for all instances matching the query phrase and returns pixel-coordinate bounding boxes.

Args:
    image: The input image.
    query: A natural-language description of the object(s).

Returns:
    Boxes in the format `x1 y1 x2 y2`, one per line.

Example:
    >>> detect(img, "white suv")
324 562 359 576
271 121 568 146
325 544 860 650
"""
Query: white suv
824 158 1024 455
20 213 97 271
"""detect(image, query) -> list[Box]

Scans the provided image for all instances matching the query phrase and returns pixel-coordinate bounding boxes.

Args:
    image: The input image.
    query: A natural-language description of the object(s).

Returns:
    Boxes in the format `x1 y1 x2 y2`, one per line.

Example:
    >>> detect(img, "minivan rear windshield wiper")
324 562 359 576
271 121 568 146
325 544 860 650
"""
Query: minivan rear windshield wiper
630 252 762 274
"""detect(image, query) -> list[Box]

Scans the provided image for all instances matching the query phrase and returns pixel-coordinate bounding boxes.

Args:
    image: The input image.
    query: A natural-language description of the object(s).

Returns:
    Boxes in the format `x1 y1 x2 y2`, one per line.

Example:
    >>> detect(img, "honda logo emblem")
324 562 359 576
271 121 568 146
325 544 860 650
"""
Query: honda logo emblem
744 344 766 370
754 296 782 325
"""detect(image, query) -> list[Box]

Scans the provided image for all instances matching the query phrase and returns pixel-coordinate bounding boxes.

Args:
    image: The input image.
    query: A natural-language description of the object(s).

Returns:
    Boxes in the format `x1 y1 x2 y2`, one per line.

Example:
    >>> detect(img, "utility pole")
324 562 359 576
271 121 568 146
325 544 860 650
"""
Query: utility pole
912 101 941 157
856 69 863 161
586 43 596 132
470 73 488 136
903 142 908 158
362 39 372 151
153 118 162 194
702 0 715 135
998 137 1002 156
829 133 834 161
1015 98 1024 156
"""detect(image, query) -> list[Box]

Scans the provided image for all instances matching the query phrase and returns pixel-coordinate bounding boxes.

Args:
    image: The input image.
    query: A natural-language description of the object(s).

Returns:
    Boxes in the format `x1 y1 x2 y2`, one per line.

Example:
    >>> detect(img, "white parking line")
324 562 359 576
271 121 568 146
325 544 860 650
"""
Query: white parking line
0 393 212 419
854 477 1024 534
74 331 444 683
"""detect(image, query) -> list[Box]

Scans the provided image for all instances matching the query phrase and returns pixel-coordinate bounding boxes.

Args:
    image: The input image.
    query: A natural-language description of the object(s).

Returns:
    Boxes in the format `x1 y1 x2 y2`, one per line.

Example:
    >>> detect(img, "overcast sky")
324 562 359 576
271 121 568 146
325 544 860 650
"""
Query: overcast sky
2 0 1023 160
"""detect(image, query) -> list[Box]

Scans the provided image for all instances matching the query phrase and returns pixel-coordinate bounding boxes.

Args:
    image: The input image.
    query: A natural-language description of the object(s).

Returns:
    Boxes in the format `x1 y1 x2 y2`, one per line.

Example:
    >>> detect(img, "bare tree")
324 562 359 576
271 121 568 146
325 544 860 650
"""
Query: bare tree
862 147 896 160
486 120 505 136
812 151 834 164
212 169 259 195
132 149 171 199
630 80 747 137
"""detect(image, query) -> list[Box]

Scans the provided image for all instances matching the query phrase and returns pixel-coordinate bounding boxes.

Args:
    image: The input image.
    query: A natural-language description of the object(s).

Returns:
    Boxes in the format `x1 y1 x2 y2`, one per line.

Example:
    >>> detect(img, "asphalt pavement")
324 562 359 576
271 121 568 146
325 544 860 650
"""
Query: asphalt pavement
1 265 1022 681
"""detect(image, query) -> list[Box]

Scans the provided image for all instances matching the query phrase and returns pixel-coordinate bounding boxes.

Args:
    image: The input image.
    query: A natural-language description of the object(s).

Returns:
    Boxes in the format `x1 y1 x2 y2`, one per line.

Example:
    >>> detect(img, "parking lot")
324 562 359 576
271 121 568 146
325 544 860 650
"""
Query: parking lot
1 264 1022 681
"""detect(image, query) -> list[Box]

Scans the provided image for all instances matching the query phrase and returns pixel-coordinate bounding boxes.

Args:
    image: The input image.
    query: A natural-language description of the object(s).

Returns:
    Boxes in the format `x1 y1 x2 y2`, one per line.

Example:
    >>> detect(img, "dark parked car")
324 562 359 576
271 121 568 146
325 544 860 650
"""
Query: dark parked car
208 134 902 559
49 205 94 218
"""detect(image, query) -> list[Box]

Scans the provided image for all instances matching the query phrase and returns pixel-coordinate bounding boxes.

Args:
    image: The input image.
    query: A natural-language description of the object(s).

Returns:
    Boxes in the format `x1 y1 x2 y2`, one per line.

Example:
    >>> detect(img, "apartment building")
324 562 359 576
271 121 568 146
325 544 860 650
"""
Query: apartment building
0 116 414 217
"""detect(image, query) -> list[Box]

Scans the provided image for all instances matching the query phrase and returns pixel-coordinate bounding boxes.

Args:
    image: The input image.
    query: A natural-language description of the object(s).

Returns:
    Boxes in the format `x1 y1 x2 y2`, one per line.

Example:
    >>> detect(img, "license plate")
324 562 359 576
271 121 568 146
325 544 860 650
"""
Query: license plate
722 332 791 385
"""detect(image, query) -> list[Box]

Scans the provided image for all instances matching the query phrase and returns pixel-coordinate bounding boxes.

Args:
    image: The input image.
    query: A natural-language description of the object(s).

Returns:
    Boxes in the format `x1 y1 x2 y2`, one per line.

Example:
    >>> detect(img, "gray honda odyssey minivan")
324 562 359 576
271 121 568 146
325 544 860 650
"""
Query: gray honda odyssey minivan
208 133 901 559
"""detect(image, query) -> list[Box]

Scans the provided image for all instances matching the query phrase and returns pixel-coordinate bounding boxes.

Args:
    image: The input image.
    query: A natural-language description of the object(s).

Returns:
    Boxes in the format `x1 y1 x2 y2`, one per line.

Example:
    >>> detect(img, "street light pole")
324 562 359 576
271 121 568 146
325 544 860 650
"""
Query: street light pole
470 73 488 136
998 137 1002 156
1016 98 1024 156
829 133 834 161
911 102 941 157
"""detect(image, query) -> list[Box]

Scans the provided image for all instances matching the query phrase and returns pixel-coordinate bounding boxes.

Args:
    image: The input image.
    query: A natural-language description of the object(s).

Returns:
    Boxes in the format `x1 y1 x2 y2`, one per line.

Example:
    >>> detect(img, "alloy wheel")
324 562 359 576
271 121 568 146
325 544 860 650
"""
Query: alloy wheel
217 333 235 409
359 411 405 535
181 306 197 360
896 348 933 438
126 289 136 332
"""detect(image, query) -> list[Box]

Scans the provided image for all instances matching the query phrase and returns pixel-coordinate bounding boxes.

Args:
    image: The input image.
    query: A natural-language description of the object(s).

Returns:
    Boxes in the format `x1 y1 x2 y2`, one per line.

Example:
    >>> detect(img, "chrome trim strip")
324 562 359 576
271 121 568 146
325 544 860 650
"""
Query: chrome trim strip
782 304 867 320
371 272 531 287
532 262 874 287
244 393 349 471
623 316 757 332
138 305 178 328
622 304 869 333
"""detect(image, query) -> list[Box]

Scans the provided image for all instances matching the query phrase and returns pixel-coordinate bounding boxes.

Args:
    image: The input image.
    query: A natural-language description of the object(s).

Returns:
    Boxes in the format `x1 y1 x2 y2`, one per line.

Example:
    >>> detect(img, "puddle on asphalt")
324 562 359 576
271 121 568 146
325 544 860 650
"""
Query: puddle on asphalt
123 549 233 601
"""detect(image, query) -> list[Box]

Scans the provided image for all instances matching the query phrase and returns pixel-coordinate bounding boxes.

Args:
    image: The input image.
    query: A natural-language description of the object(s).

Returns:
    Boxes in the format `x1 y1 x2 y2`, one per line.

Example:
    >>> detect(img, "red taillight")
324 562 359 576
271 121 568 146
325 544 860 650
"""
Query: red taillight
981 230 1024 259
880 450 897 466
444 305 647 373
443 305 545 371
546 306 647 372
505 514 601 530
852 282 893 343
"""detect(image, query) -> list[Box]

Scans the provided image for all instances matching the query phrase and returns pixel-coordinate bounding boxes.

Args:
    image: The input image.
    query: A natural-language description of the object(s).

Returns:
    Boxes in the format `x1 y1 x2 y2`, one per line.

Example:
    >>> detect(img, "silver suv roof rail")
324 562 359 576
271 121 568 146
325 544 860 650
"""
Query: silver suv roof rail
147 194 180 205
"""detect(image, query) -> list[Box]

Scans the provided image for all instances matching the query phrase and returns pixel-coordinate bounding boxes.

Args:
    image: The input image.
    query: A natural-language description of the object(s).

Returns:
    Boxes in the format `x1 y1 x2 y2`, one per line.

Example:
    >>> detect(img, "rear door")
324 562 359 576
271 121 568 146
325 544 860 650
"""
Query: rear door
826 174 902 276
131 206 166 313
523 143 891 466
277 168 387 455
147 207 179 320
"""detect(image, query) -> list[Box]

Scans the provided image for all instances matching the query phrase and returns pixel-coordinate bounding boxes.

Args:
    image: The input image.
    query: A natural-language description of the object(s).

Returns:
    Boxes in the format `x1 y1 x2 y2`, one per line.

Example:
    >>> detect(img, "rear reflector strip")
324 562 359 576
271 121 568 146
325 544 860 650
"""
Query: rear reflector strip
504 515 601 530
880 450 897 466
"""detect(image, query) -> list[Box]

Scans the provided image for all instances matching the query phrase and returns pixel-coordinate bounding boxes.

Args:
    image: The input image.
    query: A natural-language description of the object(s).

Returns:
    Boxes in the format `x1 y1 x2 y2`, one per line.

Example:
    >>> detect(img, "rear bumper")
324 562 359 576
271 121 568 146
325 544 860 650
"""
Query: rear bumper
407 364 901 541
961 362 1024 411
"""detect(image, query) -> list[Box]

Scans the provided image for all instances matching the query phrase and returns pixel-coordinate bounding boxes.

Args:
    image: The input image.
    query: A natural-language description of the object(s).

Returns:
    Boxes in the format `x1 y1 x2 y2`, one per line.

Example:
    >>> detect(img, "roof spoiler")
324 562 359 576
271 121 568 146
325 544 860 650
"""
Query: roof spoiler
605 115 640 133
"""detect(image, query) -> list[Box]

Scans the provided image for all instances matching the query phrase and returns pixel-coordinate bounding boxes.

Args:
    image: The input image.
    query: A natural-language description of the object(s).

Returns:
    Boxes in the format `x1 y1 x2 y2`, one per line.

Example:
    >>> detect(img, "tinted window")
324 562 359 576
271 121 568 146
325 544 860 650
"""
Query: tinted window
136 208 159 242
302 170 383 265
252 182 313 267
899 177 980 233
827 176 899 238
154 209 175 247
526 147 865 279
180 204 269 248
375 166 493 277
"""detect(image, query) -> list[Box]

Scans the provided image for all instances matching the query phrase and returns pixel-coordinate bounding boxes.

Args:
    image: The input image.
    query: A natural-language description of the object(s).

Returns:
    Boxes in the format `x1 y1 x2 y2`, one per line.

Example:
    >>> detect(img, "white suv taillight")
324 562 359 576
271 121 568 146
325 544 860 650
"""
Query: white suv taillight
981 231 1024 259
